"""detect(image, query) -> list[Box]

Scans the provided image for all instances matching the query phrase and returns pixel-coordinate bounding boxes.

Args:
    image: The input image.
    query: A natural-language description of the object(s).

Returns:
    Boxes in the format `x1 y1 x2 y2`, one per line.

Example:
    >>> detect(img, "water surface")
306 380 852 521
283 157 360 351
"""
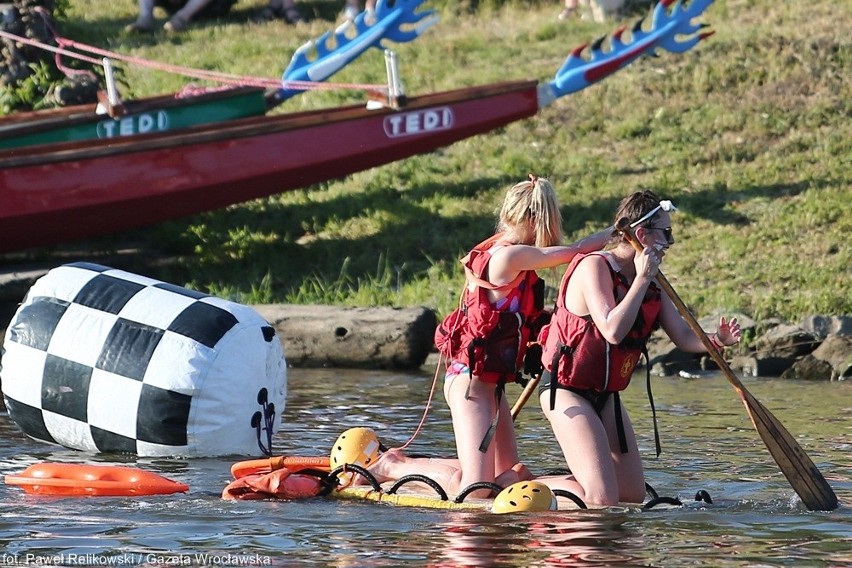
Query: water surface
1 368 850 566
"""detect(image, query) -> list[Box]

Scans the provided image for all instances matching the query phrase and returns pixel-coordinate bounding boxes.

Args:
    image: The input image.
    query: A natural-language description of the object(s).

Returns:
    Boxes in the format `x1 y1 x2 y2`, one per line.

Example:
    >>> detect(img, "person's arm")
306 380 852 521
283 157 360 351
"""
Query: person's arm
570 226 614 255
486 226 613 286
571 253 656 344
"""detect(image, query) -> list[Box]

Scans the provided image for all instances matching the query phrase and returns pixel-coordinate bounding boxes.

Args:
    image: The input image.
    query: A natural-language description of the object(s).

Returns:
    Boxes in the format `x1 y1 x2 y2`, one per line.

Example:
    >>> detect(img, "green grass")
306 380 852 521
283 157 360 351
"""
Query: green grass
4 0 850 323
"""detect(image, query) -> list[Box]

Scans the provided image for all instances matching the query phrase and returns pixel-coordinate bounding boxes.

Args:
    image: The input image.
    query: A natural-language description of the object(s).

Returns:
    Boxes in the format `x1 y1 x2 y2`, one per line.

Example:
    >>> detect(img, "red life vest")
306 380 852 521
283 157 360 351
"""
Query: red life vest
434 234 547 384
540 251 661 393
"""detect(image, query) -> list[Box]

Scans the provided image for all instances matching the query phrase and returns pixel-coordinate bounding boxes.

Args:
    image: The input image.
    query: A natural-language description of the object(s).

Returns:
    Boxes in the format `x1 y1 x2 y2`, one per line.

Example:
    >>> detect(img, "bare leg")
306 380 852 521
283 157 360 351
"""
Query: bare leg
559 0 580 20
126 0 156 32
166 0 213 31
493 387 522 473
344 0 360 20
603 397 645 503
495 462 533 487
363 449 529 497
444 373 509 498
539 389 621 505
539 389 646 505
364 449 463 491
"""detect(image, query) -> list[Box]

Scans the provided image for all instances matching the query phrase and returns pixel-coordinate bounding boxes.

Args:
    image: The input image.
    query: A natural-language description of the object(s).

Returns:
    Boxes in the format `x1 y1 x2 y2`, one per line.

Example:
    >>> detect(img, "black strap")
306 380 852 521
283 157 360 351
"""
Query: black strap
547 344 571 411
478 379 505 452
464 339 479 400
613 392 628 454
644 348 661 457
549 349 559 412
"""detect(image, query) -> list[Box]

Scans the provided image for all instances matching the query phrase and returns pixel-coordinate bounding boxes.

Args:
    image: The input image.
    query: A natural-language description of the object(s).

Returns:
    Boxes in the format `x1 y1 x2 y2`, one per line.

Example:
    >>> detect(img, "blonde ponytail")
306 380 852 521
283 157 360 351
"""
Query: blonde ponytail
497 174 563 247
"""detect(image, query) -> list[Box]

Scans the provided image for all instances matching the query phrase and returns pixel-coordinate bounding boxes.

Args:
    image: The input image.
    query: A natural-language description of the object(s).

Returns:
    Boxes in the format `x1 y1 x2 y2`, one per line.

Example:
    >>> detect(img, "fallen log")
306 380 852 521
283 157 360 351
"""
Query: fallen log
253 304 437 370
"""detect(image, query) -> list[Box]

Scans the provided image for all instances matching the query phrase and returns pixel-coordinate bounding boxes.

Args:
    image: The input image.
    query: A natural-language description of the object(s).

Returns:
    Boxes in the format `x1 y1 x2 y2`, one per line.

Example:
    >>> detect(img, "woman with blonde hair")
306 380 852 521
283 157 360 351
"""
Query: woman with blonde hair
433 174 612 497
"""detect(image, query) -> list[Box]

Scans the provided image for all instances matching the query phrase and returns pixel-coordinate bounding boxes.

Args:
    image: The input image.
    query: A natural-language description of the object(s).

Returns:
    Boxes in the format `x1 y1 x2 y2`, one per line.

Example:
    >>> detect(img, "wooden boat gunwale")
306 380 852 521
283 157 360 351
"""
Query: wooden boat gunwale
0 80 536 169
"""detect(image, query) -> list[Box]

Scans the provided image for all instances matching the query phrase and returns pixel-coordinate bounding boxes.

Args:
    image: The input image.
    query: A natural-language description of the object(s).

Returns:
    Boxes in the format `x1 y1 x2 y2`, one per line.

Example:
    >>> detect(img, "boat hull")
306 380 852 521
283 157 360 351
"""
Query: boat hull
0 81 538 253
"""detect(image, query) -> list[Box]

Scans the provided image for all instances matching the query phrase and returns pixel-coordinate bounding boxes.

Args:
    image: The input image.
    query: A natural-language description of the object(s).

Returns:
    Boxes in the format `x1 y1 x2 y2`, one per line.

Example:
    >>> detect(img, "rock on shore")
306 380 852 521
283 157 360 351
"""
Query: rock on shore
648 314 851 380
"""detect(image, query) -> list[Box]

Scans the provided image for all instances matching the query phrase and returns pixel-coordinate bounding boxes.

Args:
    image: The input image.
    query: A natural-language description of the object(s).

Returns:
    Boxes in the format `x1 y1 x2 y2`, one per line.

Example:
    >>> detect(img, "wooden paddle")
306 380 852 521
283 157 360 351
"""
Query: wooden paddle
511 374 541 420
616 218 838 511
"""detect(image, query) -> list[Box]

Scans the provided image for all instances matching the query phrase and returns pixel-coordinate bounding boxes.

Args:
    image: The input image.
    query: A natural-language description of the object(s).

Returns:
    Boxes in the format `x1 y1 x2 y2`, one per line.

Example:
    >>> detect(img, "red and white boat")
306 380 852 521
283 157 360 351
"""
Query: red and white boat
0 0 713 254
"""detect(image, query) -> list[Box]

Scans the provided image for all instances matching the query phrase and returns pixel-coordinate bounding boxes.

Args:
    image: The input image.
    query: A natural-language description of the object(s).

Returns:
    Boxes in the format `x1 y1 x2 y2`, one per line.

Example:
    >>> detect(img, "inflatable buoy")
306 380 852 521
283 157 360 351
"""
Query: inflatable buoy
1 262 286 457
230 455 330 479
5 462 189 497
224 456 330 500
222 468 324 501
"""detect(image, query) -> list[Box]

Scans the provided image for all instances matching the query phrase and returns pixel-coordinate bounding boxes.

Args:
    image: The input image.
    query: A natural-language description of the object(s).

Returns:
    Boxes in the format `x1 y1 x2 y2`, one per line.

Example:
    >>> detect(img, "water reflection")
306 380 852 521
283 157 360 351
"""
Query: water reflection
431 510 645 567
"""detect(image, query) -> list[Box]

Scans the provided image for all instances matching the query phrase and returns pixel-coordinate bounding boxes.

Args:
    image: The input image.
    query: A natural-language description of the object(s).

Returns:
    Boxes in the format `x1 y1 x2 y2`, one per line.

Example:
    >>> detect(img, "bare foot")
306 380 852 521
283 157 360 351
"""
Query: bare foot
495 462 534 487
363 448 407 484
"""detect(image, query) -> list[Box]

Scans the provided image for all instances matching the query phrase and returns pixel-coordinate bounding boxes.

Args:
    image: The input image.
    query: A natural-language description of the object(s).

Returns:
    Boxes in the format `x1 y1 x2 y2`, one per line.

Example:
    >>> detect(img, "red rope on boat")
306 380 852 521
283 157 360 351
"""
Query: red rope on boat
3 8 387 95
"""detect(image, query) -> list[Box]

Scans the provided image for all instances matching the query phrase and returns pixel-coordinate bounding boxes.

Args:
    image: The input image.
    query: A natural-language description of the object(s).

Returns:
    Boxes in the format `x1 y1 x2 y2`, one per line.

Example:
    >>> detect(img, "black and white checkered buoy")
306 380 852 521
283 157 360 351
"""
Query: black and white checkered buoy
1 263 286 457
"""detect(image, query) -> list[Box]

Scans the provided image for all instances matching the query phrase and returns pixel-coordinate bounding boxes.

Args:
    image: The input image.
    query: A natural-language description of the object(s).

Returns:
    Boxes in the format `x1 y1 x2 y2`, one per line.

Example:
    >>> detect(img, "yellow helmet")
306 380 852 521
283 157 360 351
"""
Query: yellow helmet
330 427 381 470
491 481 558 514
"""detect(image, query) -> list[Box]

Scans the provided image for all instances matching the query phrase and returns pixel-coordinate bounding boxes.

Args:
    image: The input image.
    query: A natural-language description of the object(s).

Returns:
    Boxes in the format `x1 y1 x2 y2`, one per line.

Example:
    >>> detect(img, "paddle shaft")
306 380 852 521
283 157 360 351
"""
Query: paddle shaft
511 375 541 421
617 219 837 510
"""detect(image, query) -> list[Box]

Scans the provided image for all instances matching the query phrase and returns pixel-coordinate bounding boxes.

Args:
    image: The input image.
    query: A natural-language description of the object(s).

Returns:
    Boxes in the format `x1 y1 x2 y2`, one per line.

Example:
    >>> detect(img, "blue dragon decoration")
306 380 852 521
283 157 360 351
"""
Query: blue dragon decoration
539 0 715 106
277 0 437 101
277 0 713 105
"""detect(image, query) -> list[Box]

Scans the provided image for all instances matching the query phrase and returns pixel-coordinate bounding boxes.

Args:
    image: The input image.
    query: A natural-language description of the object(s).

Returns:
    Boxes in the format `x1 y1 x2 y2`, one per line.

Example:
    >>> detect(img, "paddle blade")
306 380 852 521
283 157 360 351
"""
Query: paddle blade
740 390 838 511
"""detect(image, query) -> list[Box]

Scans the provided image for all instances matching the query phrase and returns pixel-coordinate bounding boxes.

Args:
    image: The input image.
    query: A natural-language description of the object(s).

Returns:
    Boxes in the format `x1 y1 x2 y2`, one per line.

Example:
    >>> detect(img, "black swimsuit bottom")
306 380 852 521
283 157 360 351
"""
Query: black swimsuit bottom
538 376 612 416
538 374 630 454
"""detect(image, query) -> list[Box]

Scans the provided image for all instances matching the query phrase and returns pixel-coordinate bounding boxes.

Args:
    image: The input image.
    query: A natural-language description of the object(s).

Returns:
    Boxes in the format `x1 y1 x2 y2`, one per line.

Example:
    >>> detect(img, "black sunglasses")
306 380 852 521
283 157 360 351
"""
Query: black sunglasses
645 226 673 241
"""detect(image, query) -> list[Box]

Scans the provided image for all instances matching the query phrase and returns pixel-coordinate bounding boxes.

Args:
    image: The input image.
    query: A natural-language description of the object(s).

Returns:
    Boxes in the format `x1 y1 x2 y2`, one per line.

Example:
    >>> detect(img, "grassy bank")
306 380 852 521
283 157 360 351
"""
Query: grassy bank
5 0 850 324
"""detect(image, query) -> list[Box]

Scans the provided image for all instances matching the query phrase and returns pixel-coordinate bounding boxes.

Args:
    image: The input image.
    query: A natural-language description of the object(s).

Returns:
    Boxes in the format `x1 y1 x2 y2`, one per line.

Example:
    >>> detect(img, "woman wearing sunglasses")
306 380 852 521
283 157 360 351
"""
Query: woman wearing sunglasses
536 190 741 506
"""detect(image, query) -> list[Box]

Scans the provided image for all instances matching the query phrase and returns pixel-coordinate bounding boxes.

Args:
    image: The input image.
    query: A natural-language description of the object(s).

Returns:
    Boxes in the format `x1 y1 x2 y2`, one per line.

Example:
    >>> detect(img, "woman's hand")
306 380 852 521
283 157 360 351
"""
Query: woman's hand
634 245 661 280
715 316 742 347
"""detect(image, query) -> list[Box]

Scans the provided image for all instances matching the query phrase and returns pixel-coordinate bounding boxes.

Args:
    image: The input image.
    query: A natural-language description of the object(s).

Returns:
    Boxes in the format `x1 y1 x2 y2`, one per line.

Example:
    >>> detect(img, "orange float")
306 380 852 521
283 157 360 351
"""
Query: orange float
222 468 325 500
230 455 330 479
4 462 189 497
223 455 331 500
